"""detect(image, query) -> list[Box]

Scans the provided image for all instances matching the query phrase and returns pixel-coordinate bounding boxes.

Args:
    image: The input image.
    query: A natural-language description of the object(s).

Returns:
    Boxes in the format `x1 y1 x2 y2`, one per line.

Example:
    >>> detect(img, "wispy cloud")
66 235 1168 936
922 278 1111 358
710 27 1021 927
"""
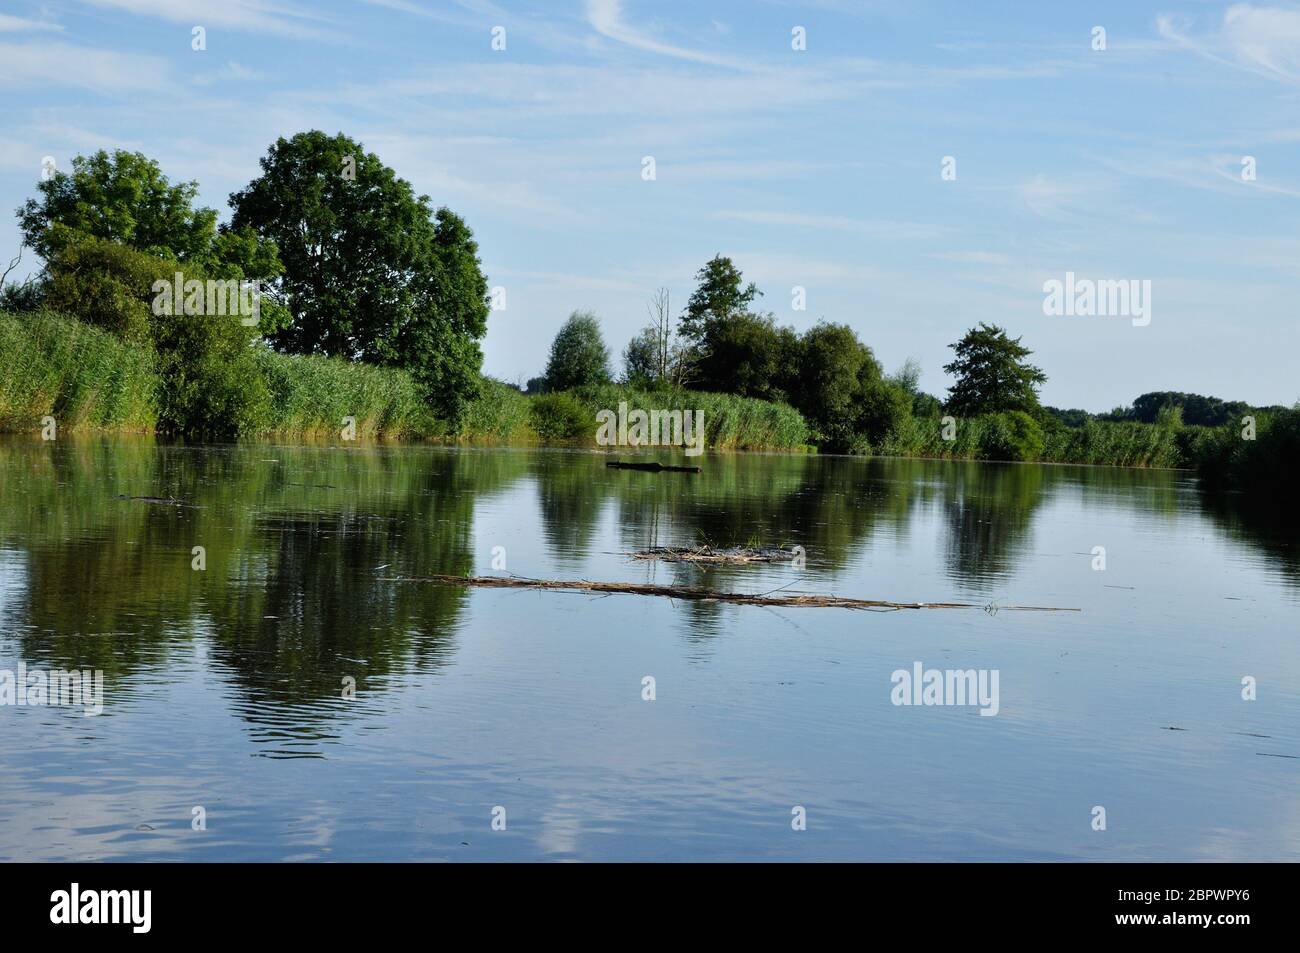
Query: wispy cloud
80 0 337 40
1159 4 1300 84
719 210 947 240
191 61 264 85
0 13 63 32
0 41 169 92
585 0 751 69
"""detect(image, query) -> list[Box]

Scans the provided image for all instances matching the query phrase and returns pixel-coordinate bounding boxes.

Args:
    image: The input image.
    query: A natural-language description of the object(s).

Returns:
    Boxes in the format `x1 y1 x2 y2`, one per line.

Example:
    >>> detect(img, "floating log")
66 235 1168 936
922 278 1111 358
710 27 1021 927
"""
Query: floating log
605 460 701 473
389 573 1080 612
628 545 797 564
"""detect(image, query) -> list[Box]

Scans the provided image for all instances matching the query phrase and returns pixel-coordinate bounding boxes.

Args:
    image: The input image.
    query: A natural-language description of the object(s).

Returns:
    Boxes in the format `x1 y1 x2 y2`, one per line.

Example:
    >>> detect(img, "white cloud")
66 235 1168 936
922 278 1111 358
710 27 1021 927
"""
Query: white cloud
0 13 62 32
0 41 169 92
80 0 336 40
1158 4 1300 84
585 0 751 69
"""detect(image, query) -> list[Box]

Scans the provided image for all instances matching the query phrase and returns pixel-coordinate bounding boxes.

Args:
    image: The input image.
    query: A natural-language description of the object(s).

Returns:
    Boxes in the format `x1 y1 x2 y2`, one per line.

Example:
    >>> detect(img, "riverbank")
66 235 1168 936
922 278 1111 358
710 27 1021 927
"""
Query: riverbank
2 310 1293 493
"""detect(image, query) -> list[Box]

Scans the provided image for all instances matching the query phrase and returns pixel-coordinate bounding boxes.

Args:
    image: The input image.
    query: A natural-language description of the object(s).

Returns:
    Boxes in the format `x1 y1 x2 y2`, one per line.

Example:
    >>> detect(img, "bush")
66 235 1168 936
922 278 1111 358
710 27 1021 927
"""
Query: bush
529 391 591 441
40 226 173 342
151 305 269 439
1193 407 1300 496
977 411 1045 462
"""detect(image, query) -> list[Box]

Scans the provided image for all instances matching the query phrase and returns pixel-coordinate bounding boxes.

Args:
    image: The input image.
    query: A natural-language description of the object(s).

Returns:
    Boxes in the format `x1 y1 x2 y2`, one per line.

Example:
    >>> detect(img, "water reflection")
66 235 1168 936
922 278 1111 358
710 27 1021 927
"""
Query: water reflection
0 439 1292 745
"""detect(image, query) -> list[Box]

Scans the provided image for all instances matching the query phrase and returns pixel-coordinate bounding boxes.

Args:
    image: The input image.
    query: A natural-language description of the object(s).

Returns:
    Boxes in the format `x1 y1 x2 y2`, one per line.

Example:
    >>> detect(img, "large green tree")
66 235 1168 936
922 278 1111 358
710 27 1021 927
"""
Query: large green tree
229 131 489 419
16 149 280 284
678 254 760 346
18 150 218 262
791 322 906 452
542 310 610 391
943 323 1046 416
694 310 798 400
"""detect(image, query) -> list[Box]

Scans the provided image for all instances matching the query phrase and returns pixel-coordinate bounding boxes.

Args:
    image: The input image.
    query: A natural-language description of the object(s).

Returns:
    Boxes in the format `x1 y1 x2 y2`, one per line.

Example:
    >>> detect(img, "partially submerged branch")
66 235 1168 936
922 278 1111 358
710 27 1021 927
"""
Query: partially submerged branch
389 573 1080 612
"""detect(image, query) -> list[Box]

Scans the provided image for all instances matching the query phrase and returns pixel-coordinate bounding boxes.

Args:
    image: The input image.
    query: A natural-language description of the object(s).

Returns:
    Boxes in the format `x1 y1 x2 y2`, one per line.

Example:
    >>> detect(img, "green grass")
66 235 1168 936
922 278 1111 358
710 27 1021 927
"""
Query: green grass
253 347 437 439
881 413 1184 468
459 378 534 443
569 382 811 452
0 310 156 432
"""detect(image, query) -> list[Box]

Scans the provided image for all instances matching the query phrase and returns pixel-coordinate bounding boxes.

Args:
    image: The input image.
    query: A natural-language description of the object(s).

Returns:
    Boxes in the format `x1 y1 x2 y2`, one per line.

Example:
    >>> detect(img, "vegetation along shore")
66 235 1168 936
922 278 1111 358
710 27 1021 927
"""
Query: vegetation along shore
1 137 1294 499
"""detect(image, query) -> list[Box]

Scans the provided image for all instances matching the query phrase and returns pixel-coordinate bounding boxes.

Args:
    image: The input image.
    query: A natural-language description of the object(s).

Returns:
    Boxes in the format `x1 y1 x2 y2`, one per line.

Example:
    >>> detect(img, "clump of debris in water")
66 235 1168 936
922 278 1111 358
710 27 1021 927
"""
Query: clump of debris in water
628 545 802 564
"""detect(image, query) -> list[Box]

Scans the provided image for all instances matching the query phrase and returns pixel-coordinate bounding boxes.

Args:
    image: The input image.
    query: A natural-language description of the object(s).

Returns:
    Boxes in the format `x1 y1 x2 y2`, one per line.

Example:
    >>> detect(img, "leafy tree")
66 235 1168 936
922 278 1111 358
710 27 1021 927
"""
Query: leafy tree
16 150 285 335
911 391 943 418
1043 406 1092 428
943 323 1046 416
621 326 659 386
529 392 590 440
678 254 760 346
886 357 923 395
693 311 798 400
18 150 220 263
859 380 914 448
229 131 489 419
542 311 610 390
790 322 885 452
1119 391 1252 427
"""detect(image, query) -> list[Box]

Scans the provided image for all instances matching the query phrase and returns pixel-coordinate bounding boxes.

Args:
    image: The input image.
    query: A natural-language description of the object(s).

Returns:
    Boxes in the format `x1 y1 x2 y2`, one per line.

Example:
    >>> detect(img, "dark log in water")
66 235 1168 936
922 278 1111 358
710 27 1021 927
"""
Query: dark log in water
605 460 701 473
389 573 1080 612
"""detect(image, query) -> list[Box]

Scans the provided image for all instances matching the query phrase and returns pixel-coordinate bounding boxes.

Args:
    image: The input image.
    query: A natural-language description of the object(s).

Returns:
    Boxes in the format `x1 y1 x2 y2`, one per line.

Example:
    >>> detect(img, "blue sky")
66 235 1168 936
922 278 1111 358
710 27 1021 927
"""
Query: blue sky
1 0 1297 410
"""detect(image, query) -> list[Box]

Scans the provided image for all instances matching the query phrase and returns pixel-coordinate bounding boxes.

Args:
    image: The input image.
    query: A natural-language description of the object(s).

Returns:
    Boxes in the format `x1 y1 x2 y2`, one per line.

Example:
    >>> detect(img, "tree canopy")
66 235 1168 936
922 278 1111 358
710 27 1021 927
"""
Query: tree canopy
542 311 611 391
229 131 489 419
943 323 1046 416
678 254 761 346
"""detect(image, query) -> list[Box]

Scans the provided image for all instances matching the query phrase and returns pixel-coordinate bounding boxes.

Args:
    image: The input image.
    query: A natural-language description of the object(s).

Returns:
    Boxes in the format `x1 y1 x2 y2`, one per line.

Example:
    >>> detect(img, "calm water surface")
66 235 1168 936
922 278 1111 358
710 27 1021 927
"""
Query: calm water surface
0 437 1296 861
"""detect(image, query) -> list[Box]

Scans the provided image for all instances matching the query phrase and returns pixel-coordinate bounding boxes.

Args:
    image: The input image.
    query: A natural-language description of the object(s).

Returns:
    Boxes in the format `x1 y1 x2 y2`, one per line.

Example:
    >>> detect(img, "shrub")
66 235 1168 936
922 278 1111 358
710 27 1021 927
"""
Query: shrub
977 411 1045 462
150 305 269 439
529 391 591 441
40 226 173 342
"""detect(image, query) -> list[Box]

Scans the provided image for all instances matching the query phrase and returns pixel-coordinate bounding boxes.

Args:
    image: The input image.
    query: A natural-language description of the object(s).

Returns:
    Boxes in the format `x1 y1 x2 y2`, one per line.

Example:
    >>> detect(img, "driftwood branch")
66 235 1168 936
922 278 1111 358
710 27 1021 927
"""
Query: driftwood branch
388 573 1080 612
